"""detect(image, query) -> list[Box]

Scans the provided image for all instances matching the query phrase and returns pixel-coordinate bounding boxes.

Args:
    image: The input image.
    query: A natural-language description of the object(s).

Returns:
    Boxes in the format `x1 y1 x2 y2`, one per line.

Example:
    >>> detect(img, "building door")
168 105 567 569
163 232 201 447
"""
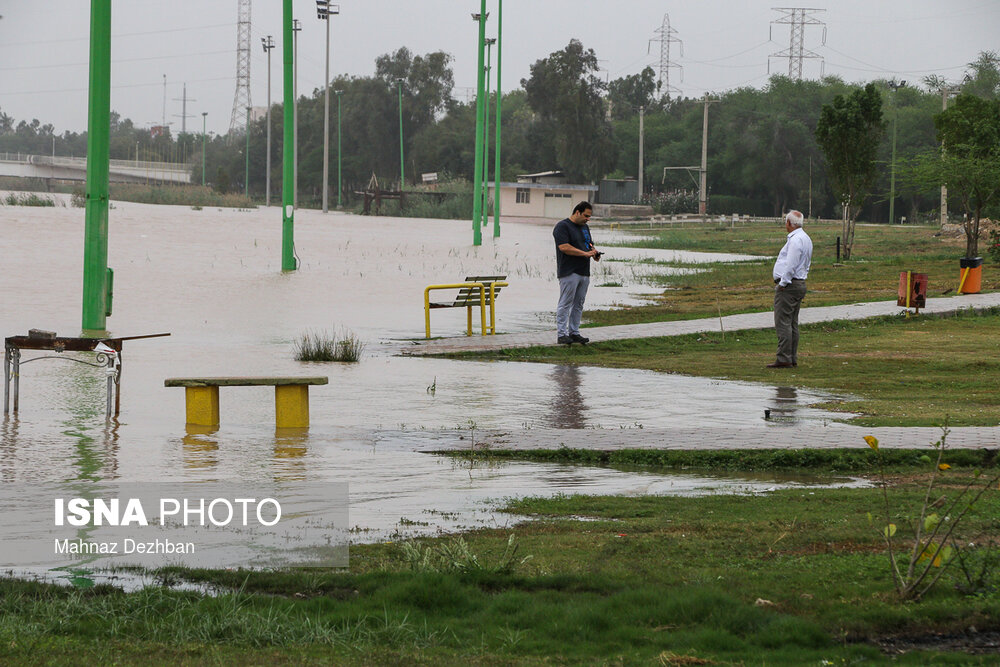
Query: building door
543 192 572 219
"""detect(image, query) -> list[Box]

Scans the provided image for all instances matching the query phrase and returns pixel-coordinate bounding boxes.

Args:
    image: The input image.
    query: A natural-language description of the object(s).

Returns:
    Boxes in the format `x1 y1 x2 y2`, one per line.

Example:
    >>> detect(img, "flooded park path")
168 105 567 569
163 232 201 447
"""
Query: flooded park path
0 198 992 572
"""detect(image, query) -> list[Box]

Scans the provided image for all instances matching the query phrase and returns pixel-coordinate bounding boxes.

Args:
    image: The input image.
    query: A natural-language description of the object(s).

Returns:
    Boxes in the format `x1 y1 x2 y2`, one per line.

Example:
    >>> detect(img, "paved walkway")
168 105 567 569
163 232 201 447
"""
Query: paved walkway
402 291 1000 355
396 291 1000 451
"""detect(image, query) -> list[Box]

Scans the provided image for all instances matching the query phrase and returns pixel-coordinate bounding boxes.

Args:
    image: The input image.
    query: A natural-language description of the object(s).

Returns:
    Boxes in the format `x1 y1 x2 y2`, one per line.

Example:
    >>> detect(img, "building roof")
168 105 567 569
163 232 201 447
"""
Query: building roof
490 182 597 191
516 170 564 179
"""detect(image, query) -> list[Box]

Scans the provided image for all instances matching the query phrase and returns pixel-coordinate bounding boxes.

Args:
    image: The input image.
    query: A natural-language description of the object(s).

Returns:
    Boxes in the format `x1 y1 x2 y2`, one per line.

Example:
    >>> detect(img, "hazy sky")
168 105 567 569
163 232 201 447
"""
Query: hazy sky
2 0 997 136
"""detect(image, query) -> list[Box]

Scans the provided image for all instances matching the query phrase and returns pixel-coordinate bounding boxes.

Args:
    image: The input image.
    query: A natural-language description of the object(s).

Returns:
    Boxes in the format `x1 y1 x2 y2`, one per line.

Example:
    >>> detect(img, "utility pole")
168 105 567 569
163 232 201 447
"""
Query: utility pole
938 84 961 226
162 74 167 128
82 0 112 332
317 1 339 213
397 78 405 192
335 89 343 208
261 35 274 207
492 0 502 238
245 105 251 198
699 94 716 217
638 106 645 199
770 8 826 80
201 112 207 187
471 4 487 246
808 156 813 219
887 80 906 224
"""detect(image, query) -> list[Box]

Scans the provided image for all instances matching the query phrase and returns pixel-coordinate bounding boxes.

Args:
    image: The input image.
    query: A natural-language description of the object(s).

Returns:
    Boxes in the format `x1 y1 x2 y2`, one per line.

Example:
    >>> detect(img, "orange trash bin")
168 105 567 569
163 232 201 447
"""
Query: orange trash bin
958 257 982 294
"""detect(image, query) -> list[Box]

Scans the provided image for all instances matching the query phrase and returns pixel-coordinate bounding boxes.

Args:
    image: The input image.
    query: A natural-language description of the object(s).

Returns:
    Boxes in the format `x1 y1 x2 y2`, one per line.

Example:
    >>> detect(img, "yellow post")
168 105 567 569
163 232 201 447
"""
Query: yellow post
905 270 911 319
957 267 970 295
184 386 220 427
275 384 310 428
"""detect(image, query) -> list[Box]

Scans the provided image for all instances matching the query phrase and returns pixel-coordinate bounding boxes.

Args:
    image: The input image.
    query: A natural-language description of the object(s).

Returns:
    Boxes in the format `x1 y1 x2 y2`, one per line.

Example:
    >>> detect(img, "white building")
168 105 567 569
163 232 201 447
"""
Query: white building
488 171 598 219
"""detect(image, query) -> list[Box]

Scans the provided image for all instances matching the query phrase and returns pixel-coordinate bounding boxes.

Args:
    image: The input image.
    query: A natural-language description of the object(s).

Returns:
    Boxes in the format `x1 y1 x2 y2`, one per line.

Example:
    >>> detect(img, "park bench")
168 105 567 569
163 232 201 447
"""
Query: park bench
423 275 508 339
164 376 328 429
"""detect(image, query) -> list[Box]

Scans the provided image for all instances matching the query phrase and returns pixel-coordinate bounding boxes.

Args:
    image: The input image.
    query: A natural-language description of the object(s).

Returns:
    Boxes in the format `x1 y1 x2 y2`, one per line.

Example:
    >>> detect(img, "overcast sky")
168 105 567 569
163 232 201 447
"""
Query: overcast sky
2 0 997 137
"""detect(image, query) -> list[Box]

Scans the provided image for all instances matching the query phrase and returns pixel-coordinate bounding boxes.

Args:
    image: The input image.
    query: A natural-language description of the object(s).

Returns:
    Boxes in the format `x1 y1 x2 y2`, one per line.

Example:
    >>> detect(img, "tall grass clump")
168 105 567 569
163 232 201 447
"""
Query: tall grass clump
293 329 365 362
107 184 255 209
4 192 56 207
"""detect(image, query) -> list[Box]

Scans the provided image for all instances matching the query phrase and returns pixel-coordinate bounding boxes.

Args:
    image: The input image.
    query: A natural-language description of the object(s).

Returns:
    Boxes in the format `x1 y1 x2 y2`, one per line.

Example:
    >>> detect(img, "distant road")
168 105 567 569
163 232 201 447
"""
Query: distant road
0 152 191 184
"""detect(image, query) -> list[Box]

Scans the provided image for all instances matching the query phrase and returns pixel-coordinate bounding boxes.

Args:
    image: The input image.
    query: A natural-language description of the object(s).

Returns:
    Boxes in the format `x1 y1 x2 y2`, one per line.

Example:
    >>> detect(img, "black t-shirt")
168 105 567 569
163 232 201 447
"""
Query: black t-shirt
553 218 592 278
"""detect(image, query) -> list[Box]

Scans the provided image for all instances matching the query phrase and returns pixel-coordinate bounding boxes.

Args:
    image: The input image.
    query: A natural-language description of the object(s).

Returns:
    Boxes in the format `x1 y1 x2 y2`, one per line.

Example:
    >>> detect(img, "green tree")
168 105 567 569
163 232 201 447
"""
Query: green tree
522 39 615 182
608 67 658 120
932 94 1000 257
961 51 1000 100
815 83 886 259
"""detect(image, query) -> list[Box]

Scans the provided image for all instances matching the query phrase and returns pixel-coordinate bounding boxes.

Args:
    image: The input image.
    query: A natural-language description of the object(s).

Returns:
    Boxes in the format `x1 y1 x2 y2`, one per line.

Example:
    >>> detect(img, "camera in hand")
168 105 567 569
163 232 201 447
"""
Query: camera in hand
593 250 604 259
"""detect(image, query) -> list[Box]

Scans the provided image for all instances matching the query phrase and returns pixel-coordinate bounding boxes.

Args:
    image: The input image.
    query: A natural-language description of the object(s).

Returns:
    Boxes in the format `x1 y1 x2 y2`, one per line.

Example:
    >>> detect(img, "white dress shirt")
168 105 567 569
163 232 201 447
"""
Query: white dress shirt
772 227 813 287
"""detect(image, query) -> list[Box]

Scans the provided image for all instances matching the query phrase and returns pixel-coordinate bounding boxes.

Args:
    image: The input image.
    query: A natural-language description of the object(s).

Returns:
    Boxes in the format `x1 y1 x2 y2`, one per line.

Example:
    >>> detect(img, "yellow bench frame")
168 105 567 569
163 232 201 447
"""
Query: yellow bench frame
423 280 508 339
164 376 328 428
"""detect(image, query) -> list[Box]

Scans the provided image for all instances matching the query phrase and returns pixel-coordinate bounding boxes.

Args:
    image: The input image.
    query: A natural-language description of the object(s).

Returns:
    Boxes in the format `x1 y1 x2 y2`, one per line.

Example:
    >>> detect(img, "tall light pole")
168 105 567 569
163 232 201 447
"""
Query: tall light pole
396 78 405 191
492 0 502 238
317 1 340 213
292 18 301 211
201 112 207 187
261 35 274 207
888 80 906 224
335 89 343 208
481 38 495 228
281 0 296 271
82 0 112 332
471 6 487 246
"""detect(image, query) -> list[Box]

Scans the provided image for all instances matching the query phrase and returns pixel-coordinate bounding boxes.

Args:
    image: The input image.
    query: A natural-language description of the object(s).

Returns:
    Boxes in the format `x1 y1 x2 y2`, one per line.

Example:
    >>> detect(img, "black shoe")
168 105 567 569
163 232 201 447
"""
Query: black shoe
557 335 574 345
766 362 794 368
570 334 590 344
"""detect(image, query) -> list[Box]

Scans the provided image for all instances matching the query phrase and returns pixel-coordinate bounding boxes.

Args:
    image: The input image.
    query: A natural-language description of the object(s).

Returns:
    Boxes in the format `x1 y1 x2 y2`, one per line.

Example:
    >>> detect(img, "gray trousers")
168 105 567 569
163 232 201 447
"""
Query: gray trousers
773 280 807 364
556 273 590 336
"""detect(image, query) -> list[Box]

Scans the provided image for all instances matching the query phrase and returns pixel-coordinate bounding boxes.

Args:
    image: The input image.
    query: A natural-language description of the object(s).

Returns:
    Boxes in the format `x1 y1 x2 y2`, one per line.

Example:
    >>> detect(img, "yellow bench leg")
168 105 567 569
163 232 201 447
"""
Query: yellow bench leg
275 384 310 428
184 386 220 427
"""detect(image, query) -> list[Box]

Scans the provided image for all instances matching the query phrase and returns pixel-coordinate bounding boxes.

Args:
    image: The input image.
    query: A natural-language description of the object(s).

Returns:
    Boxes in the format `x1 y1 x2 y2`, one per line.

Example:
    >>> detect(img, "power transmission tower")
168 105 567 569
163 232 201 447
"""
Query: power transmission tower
769 7 826 80
172 83 196 135
648 13 683 98
229 0 252 135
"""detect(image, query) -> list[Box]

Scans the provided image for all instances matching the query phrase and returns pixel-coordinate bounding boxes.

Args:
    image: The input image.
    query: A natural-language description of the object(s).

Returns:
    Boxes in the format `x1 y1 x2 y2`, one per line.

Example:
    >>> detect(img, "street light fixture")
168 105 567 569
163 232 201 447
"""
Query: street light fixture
201 112 208 187
261 35 274 207
888 79 906 224
334 89 343 208
317 1 340 213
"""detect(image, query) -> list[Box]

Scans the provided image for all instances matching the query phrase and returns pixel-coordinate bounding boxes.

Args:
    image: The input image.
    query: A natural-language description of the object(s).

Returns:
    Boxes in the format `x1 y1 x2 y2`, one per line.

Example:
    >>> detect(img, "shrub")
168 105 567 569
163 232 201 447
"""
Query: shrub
988 228 1000 264
4 192 56 207
641 189 698 215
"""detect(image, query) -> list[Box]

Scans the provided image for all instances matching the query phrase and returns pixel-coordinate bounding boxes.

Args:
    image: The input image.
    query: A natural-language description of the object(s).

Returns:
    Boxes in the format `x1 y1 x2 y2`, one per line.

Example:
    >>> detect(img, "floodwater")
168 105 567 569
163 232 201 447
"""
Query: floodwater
1 197 861 576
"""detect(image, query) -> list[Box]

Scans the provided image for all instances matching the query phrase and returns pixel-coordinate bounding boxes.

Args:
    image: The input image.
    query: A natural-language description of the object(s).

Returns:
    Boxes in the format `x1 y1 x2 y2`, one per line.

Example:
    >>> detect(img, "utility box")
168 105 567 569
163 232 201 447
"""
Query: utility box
897 271 927 310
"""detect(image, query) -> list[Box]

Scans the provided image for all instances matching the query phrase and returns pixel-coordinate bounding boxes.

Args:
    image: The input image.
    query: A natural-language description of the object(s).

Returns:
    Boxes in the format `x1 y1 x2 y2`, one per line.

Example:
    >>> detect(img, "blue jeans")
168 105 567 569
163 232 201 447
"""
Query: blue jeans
556 273 589 337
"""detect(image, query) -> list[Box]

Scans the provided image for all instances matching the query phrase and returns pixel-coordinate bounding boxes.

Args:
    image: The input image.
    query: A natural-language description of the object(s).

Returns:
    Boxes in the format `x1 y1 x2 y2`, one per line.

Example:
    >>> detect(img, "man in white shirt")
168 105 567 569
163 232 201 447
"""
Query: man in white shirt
769 210 812 368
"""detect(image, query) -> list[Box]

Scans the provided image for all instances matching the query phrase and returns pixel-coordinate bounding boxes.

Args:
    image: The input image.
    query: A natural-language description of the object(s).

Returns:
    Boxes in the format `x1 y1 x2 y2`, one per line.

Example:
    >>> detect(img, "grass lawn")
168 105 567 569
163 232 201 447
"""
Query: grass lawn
2 455 998 665
590 220 997 325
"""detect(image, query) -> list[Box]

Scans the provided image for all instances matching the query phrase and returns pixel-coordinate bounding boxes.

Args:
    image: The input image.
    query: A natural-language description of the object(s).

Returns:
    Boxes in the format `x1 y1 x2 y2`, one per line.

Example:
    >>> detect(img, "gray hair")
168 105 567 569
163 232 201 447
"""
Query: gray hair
785 210 804 228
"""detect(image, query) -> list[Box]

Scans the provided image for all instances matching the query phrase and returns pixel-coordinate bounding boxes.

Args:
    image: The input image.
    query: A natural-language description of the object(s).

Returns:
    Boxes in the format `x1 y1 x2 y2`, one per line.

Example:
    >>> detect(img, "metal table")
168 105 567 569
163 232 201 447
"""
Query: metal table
3 332 169 419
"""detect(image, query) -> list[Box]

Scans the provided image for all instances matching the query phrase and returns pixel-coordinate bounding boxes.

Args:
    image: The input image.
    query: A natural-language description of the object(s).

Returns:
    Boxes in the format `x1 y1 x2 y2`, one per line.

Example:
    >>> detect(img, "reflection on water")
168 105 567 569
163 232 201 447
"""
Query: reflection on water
546 365 587 429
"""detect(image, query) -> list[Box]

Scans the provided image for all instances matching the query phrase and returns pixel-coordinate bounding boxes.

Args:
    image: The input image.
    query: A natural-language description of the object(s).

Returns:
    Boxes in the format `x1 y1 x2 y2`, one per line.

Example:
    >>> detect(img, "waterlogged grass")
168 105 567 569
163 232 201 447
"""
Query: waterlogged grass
3 191 56 207
590 220 997 325
2 470 999 665
453 309 1000 427
293 329 365 362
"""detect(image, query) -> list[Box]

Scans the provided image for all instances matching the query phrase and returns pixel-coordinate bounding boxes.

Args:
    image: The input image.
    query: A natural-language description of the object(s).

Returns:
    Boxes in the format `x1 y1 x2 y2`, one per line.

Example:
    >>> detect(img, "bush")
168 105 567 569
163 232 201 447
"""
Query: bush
293 329 365 362
4 192 56 207
988 228 1000 264
641 189 698 215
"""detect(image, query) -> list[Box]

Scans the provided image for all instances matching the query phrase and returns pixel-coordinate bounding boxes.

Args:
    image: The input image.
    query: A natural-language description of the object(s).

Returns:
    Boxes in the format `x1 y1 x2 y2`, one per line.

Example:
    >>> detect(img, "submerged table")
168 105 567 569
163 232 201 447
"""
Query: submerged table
3 332 170 419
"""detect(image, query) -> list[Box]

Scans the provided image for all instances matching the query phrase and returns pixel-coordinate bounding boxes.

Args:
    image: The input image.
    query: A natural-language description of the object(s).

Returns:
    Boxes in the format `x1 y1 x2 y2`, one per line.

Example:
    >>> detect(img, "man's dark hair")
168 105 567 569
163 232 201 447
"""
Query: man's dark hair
573 201 593 215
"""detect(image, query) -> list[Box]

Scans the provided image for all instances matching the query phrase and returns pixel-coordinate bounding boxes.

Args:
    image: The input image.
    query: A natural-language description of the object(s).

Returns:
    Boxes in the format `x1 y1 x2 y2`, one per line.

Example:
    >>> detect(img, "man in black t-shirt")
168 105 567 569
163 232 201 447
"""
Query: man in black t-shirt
552 201 600 345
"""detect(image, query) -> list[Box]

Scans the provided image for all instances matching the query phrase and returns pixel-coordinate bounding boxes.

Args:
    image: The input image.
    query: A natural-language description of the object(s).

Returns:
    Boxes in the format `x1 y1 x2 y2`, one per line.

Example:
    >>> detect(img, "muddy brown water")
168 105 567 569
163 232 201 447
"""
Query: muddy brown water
1 199 861 578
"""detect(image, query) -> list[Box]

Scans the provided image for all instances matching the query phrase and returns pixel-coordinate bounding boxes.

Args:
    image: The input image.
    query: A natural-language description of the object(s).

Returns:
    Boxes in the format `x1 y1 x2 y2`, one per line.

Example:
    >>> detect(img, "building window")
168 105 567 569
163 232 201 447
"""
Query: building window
516 188 530 204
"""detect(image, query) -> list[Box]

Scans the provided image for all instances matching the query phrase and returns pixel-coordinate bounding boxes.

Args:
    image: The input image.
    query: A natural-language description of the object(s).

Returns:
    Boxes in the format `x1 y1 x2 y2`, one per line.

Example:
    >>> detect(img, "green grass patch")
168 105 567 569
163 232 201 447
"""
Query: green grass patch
590 220 996 326
451 309 1000 427
4 191 56 207
293 329 365 362
3 474 999 664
